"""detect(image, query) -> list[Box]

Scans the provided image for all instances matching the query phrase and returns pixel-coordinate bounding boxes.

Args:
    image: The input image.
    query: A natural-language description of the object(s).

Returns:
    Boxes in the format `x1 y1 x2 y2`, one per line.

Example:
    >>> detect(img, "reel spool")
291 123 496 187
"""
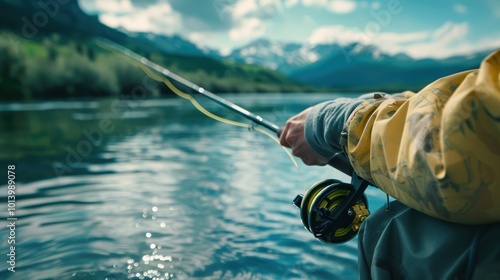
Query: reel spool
293 178 370 244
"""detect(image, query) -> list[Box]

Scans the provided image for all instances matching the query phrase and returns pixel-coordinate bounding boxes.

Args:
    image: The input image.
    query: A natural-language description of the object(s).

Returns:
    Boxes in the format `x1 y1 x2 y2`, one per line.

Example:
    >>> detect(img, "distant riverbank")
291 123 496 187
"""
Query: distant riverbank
0 31 330 102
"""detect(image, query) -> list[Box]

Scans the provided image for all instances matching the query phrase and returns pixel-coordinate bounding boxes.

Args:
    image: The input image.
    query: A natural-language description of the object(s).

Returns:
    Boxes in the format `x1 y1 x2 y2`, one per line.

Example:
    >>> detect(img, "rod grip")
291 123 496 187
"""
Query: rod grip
276 128 283 138
277 127 353 176
327 153 353 176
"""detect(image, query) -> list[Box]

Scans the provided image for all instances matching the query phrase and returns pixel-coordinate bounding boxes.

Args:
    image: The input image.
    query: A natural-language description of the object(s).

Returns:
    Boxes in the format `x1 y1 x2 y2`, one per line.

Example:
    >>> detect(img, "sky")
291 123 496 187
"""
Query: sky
79 0 500 58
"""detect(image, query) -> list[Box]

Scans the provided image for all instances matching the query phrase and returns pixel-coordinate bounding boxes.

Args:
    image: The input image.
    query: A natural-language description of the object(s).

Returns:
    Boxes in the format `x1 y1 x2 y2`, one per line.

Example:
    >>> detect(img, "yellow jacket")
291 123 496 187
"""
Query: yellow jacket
346 50 500 224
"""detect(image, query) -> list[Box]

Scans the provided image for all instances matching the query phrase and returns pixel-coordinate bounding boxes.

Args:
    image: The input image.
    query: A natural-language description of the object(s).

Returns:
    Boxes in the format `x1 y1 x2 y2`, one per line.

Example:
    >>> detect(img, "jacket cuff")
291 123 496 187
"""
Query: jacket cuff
304 97 367 159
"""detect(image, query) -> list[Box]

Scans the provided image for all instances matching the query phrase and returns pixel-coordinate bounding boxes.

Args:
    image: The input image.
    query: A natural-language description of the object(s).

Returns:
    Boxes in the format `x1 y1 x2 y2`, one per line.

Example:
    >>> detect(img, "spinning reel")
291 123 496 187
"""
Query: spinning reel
293 169 370 244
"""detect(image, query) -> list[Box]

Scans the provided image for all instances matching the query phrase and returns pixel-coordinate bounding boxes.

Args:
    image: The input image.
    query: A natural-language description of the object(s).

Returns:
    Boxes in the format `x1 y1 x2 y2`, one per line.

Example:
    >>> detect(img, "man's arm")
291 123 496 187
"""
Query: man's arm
347 50 500 224
280 94 372 165
281 49 500 225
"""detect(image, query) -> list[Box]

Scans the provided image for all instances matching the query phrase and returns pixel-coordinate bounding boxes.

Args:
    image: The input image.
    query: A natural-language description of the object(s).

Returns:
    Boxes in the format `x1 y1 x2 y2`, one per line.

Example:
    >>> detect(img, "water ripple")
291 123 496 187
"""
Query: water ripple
1 94 386 280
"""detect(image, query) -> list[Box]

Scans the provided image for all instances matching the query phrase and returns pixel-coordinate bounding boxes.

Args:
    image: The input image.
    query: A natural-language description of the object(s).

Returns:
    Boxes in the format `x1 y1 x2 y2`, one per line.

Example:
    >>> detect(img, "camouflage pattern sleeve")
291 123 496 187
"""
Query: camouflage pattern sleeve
345 50 500 224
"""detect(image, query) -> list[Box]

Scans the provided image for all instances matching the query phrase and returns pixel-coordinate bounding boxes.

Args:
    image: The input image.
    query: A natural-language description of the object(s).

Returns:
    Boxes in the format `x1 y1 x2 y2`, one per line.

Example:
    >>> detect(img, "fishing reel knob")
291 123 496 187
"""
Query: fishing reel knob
293 179 370 244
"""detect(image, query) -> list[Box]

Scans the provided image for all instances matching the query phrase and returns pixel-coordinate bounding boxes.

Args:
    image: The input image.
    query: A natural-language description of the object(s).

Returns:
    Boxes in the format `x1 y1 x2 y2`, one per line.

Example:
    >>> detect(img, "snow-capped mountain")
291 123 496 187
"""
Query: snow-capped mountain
289 44 489 89
224 38 410 75
225 39 322 73
122 33 491 90
228 38 489 89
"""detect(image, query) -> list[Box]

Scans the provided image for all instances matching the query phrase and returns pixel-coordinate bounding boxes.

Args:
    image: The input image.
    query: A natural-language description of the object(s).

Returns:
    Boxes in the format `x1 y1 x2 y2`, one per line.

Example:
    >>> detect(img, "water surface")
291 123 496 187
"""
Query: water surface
0 93 387 279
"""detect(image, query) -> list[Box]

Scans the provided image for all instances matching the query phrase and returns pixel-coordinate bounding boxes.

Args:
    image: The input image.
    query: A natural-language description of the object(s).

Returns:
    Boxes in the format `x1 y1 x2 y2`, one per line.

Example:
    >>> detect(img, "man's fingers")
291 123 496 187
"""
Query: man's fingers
279 123 291 147
280 107 330 166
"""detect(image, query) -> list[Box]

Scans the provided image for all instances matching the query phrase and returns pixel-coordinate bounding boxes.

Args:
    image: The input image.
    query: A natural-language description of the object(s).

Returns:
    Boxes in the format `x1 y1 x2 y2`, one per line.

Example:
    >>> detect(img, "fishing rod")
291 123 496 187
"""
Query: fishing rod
99 38 355 174
97 38 281 133
98 37 371 244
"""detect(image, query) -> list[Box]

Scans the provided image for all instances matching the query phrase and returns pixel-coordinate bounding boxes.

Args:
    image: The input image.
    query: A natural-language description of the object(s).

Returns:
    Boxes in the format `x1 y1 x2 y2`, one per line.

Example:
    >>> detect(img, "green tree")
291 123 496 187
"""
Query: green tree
0 35 27 100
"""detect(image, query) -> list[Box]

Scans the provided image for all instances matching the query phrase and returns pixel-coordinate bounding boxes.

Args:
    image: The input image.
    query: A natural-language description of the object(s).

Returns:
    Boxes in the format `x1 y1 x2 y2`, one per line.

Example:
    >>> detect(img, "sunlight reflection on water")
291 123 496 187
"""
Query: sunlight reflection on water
0 93 388 280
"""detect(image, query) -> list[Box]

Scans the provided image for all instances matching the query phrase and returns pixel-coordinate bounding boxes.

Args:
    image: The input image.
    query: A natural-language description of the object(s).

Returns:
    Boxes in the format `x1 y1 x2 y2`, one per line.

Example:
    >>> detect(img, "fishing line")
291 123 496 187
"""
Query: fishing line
99 40 305 190
98 39 375 245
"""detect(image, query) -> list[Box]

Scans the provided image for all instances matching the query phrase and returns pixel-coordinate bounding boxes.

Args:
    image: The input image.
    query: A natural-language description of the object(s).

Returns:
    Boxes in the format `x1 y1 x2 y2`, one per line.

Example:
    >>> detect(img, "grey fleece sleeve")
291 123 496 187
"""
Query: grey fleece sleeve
304 93 379 159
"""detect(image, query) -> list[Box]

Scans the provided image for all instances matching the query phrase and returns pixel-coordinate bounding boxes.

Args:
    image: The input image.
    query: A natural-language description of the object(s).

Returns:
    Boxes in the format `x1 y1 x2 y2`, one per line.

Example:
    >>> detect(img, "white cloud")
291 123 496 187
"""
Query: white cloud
302 0 327 7
78 0 98 14
188 32 209 47
284 0 300 8
375 31 428 44
225 0 284 44
301 0 357 14
94 0 134 14
402 39 492 58
260 0 284 10
99 2 182 35
457 37 500 54
232 0 259 18
383 22 472 58
431 22 468 45
229 17 266 40
219 47 232 56
329 0 357 13
79 0 134 14
453 4 467 14
307 25 427 48
306 22 488 59
83 0 492 58
307 25 366 45
230 0 283 18
402 37 500 59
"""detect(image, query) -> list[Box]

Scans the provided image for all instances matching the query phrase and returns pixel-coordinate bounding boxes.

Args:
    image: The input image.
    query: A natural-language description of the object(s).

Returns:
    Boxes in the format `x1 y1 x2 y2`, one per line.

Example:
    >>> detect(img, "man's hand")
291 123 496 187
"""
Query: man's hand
279 107 330 166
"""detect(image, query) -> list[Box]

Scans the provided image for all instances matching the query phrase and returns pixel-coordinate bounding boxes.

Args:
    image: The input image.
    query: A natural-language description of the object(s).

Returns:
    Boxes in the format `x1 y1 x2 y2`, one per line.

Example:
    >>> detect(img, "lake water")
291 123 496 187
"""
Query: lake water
0 93 387 280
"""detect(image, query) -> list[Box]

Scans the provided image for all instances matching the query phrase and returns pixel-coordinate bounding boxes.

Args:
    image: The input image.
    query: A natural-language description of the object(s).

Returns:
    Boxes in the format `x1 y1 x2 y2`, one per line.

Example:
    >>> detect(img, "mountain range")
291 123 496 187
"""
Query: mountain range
0 0 495 95
137 33 493 91
0 0 319 101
